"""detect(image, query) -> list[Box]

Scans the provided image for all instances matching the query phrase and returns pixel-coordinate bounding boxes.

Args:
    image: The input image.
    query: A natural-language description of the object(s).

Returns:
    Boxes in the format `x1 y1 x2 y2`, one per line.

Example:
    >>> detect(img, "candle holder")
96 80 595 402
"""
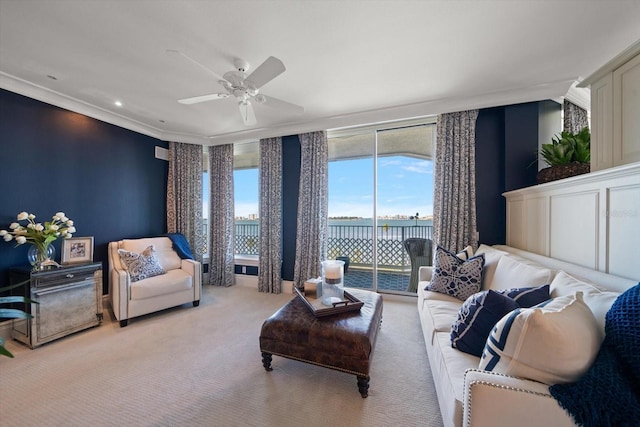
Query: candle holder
321 260 345 306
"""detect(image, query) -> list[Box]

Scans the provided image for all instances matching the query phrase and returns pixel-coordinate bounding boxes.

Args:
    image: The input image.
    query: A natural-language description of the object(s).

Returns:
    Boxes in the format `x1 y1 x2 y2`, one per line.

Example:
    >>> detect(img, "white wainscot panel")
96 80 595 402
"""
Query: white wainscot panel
549 191 599 269
608 185 640 280
524 197 548 254
507 199 525 249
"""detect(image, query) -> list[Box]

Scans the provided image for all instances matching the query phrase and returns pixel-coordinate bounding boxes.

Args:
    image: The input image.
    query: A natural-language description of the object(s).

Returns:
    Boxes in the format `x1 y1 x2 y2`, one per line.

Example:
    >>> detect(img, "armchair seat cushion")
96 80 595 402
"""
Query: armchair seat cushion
130 269 193 301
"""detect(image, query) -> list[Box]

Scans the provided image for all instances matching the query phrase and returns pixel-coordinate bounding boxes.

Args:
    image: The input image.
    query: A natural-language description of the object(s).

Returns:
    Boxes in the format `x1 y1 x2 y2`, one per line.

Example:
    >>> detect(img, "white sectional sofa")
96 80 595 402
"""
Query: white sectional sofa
417 244 637 427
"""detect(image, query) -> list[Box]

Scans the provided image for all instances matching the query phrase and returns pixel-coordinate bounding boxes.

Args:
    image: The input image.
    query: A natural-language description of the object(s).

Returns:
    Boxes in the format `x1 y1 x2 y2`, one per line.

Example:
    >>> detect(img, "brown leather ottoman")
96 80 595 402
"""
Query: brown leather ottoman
259 288 383 397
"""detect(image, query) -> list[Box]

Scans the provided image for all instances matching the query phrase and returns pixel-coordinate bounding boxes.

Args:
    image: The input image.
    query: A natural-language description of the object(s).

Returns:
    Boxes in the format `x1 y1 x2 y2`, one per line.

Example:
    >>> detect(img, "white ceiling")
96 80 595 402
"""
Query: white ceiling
1 1 639 146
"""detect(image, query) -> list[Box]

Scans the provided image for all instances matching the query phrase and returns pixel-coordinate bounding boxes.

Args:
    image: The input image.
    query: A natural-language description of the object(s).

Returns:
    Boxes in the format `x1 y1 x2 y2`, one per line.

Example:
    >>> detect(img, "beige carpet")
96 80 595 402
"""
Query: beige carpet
0 285 443 427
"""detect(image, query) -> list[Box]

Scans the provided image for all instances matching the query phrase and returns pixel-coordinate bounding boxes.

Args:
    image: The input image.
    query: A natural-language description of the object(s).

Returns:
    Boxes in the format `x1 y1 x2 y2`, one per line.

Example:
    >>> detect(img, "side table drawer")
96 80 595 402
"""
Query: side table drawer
34 278 99 343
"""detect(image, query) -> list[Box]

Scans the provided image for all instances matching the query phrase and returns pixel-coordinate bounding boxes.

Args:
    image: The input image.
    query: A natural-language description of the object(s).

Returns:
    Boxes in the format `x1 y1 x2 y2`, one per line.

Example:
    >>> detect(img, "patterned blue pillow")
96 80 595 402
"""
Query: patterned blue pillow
426 245 485 301
118 245 166 282
451 290 519 357
497 284 550 308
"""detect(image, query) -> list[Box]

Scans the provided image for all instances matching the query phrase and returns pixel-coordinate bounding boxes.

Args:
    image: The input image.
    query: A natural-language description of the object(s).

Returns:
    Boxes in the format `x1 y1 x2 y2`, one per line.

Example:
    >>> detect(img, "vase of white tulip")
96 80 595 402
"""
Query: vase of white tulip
0 211 76 270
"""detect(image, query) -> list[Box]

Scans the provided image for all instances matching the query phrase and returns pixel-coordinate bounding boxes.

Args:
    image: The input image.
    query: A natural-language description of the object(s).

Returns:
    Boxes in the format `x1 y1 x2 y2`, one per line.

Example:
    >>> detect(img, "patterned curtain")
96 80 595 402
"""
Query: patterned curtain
258 137 283 293
293 131 328 289
433 110 479 253
563 100 589 133
166 142 204 263
208 144 235 287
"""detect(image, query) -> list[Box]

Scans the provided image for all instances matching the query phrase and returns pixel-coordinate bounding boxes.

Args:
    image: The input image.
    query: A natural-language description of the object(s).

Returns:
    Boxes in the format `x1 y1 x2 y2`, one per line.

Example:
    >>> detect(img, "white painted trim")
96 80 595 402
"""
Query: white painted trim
579 39 640 87
503 162 640 197
1 70 576 146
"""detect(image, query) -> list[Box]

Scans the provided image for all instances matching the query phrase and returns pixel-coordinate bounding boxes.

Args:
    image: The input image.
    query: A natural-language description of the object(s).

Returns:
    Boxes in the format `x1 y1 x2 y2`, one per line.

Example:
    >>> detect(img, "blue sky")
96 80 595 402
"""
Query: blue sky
230 155 433 219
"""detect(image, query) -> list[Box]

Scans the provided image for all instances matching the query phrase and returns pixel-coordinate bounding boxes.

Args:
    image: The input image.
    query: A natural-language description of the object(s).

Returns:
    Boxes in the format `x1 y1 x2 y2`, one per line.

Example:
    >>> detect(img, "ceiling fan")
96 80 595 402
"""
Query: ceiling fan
170 50 304 126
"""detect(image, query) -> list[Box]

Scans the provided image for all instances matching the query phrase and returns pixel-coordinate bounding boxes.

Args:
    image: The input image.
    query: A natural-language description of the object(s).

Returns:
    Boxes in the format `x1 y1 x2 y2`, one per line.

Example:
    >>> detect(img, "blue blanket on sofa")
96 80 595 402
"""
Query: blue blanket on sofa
549 283 640 426
165 233 195 260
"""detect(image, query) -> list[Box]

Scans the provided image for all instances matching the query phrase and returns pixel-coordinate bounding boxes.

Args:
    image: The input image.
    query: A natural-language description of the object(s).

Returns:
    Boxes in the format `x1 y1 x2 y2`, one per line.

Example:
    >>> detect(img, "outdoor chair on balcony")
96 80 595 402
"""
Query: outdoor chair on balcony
403 237 433 293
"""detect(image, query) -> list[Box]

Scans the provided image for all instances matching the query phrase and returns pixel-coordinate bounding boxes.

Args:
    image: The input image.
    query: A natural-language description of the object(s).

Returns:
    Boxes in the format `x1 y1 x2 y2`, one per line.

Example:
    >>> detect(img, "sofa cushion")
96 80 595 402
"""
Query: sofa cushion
118 245 166 282
479 292 601 385
425 297 463 333
426 246 485 301
451 290 519 357
130 269 193 300
490 255 553 291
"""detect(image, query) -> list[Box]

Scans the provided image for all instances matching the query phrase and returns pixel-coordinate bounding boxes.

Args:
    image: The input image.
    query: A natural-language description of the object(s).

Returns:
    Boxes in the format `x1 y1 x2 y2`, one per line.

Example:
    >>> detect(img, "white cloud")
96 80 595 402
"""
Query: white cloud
402 160 433 174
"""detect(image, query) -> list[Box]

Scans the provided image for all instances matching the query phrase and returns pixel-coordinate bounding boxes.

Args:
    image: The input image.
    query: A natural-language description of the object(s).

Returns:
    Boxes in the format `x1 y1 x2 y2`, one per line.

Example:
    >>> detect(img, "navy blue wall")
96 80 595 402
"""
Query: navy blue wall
475 100 561 245
0 89 169 293
281 135 301 281
475 107 506 246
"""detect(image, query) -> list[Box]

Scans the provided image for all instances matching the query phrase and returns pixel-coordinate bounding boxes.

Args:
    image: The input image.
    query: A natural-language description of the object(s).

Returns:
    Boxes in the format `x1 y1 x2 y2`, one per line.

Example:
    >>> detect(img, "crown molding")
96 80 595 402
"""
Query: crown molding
0 72 211 145
2 71 576 146
579 39 640 87
564 81 591 111
206 78 578 145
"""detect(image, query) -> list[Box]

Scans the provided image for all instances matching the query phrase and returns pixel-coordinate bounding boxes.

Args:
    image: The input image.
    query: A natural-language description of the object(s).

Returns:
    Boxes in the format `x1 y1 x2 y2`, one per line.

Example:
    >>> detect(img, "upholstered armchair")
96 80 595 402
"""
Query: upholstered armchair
108 237 201 327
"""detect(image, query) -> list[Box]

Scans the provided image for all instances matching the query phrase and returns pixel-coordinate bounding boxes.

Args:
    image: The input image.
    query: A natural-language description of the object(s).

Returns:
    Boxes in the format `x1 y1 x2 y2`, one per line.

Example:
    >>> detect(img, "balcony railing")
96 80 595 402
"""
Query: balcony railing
233 223 433 273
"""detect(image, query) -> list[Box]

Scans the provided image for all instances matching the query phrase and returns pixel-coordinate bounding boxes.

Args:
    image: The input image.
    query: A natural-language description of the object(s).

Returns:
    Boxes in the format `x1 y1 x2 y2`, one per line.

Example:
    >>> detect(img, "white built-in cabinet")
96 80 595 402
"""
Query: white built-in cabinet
504 163 640 281
503 41 640 282
581 40 640 171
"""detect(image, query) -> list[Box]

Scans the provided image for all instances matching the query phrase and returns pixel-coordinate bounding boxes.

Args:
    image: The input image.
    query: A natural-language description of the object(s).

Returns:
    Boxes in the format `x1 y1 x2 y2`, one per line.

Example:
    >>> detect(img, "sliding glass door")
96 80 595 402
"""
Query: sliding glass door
328 119 435 294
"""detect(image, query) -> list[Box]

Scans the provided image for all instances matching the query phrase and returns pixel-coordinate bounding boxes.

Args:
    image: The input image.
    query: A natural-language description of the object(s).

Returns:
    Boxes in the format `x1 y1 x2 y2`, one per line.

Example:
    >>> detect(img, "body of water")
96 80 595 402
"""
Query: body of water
236 219 433 227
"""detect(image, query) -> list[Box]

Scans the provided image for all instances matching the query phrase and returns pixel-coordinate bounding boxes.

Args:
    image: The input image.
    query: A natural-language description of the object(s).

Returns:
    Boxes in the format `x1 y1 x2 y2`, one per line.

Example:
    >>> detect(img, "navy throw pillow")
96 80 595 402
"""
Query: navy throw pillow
497 284 550 308
451 290 519 357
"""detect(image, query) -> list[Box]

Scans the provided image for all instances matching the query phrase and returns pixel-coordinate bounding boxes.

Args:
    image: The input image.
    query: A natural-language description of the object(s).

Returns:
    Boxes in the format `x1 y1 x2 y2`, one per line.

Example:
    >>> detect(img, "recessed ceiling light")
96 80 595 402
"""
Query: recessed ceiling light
114 101 123 107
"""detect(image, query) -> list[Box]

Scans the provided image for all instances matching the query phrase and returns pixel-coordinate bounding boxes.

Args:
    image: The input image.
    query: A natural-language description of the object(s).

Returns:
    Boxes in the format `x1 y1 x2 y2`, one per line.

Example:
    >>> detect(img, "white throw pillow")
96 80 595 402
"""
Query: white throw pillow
490 255 553 291
550 270 620 336
479 291 601 385
474 245 508 288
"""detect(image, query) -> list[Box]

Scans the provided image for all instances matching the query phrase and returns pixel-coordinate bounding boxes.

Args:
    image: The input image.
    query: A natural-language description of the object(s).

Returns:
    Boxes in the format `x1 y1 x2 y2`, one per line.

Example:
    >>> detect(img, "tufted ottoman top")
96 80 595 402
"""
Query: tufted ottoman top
260 288 383 377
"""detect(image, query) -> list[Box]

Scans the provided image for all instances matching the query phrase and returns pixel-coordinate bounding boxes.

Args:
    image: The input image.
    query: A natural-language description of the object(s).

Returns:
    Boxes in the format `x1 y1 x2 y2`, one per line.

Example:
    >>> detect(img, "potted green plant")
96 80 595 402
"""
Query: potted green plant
537 127 590 184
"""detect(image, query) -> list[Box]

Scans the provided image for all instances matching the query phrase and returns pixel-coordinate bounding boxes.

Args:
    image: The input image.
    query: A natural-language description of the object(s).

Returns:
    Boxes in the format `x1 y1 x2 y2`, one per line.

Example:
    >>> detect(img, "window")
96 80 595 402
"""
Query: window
233 141 260 255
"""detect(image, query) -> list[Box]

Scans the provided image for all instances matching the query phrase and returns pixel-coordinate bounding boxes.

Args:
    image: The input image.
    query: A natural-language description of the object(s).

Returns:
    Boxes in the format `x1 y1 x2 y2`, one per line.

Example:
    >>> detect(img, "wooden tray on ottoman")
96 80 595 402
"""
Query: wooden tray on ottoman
293 286 364 318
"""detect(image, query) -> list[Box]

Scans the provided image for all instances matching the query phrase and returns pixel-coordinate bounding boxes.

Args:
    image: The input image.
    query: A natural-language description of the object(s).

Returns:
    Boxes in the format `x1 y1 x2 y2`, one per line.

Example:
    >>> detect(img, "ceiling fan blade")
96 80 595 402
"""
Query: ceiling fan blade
238 100 257 126
245 56 285 89
178 93 229 104
166 49 226 81
261 95 304 114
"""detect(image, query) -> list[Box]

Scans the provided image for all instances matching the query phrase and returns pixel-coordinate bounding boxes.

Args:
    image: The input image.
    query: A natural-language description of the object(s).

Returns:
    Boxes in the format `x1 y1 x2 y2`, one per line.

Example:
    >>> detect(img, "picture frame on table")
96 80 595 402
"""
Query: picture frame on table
61 236 94 265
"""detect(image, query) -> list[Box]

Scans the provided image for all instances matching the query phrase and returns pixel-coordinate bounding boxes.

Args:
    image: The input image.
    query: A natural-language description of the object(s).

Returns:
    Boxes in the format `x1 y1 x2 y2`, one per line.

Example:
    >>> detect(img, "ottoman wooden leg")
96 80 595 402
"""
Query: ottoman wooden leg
357 375 370 398
261 352 273 371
